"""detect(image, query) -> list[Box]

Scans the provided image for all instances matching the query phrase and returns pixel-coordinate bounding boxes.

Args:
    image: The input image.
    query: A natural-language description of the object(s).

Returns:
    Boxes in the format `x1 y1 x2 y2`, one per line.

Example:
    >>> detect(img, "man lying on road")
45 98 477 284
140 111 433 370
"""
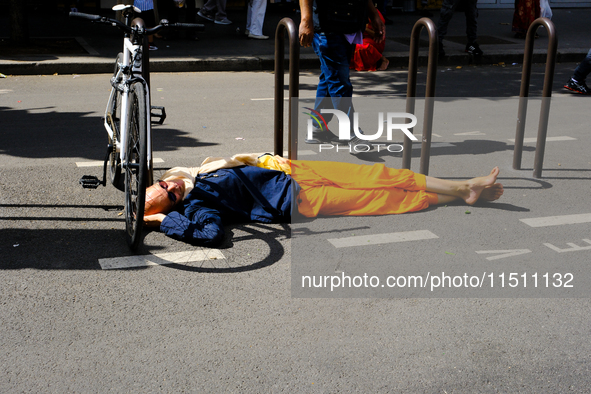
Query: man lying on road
143 153 503 245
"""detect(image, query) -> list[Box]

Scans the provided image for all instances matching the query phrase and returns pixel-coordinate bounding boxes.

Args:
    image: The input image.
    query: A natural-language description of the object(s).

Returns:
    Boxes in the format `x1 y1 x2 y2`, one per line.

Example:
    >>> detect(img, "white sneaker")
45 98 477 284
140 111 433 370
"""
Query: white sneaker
244 29 250 36
248 33 269 40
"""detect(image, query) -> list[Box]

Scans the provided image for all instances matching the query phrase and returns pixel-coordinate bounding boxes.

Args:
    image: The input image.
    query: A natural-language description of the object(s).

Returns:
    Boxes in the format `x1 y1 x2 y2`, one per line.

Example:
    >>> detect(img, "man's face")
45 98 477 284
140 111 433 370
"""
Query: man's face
144 178 185 215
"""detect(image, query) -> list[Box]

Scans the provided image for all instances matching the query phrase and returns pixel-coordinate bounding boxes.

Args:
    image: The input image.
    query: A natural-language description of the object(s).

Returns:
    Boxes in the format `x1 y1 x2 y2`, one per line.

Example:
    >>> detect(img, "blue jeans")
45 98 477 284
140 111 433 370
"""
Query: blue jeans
312 32 355 125
573 48 591 83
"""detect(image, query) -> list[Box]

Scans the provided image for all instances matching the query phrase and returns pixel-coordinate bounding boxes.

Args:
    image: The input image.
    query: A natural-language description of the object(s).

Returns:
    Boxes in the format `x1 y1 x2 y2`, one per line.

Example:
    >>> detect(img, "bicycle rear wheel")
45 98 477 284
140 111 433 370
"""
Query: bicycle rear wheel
106 52 123 188
124 81 148 250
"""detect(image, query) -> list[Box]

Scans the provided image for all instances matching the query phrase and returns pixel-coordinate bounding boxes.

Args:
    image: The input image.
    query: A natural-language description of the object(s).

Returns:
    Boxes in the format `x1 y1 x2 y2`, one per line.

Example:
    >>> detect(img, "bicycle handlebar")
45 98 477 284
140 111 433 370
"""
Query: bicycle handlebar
167 22 206 31
69 12 103 22
69 12 205 35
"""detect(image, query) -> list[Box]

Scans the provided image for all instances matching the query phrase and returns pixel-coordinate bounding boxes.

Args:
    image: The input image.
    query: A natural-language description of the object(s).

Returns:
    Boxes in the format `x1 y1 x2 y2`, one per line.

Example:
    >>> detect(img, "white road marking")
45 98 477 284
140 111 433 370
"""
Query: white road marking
99 249 225 270
508 136 576 143
328 230 438 248
544 239 591 253
0 89 14 94
410 133 442 138
520 213 591 227
476 249 532 261
251 97 316 101
454 131 485 136
412 142 454 149
76 158 164 167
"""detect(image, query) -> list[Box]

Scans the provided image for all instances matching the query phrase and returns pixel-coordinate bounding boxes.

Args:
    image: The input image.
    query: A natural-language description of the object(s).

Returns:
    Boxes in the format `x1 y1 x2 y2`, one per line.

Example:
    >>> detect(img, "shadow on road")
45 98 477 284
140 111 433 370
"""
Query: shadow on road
0 106 217 160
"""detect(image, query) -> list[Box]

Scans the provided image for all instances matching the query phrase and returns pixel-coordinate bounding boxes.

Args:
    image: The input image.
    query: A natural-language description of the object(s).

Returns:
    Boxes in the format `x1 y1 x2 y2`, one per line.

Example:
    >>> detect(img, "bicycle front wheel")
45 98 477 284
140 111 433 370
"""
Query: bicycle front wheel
124 81 148 250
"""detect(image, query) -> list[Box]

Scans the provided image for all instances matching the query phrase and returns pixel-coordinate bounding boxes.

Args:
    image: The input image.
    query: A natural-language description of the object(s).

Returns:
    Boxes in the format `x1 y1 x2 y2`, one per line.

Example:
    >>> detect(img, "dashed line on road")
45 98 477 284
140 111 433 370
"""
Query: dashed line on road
508 136 577 143
476 249 532 260
411 133 442 138
76 158 165 167
98 249 225 270
327 230 438 248
251 96 316 101
520 213 591 228
454 131 485 136
412 142 454 149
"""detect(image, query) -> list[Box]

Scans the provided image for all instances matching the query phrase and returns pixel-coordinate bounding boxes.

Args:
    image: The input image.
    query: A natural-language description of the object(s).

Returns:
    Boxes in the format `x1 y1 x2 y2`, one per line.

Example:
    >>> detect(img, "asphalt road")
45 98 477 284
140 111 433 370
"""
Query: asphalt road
1 64 590 392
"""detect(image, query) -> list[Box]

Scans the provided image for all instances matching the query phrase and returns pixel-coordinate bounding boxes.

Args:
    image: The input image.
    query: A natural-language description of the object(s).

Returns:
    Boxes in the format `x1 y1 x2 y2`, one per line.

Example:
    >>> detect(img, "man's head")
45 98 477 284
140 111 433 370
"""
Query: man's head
144 178 186 215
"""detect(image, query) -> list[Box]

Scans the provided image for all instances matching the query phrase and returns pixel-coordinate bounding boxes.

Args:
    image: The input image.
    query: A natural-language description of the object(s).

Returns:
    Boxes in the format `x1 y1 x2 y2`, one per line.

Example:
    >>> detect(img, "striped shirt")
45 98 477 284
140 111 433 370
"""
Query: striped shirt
134 0 154 11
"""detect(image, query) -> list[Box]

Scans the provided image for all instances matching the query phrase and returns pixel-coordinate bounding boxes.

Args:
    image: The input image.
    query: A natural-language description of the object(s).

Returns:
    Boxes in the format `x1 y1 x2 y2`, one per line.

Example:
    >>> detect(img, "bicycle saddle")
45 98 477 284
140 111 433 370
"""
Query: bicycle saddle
112 4 141 14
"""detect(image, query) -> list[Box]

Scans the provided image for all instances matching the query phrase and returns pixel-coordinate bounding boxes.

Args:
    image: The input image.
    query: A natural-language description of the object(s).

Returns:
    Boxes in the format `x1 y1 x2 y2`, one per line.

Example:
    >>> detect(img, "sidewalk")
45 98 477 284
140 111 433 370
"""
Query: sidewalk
0 5 590 75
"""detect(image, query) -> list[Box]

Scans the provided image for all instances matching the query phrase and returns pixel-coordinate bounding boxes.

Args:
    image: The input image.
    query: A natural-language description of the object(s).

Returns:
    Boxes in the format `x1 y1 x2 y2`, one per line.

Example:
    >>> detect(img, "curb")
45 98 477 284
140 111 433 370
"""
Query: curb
0 49 587 75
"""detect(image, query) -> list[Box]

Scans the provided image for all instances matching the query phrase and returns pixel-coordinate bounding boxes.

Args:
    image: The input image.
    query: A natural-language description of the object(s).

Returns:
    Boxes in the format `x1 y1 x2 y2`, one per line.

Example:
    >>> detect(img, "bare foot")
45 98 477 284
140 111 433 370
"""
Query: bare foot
479 183 504 202
377 57 389 71
463 167 500 205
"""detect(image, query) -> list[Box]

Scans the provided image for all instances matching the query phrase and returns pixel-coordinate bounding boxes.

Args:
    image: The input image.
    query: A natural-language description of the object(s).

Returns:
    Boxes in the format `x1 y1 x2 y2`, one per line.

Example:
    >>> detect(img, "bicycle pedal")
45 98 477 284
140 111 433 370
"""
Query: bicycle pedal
79 175 102 189
150 105 167 125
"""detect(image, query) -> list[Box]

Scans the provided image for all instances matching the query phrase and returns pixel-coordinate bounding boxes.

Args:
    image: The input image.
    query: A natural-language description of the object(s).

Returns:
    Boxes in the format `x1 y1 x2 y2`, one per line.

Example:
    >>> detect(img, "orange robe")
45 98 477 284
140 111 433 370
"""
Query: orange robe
290 160 438 217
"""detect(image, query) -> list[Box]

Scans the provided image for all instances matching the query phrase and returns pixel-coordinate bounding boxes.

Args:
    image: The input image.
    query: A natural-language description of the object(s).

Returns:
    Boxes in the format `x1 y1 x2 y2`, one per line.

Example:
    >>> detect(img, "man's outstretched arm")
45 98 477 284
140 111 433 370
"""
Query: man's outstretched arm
147 207 225 246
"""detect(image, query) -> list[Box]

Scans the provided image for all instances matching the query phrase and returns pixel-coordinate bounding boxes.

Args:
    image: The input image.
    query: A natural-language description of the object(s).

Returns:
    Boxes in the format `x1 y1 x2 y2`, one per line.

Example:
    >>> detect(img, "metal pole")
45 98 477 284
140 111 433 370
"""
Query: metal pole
274 18 300 160
402 18 438 175
512 17 557 178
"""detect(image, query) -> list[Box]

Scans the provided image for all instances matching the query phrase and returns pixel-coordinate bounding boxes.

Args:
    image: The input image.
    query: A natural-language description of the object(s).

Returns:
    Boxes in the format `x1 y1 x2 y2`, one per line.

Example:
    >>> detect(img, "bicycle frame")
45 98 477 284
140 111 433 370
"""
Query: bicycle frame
104 16 152 175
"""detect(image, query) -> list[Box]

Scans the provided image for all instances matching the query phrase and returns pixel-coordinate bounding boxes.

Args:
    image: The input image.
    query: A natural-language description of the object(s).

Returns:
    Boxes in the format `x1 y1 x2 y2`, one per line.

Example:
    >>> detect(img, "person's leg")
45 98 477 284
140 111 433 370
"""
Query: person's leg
312 33 330 120
312 33 354 120
246 1 253 32
436 0 459 42
565 48 591 94
247 0 267 36
464 0 478 44
307 32 337 141
425 167 503 205
292 160 424 189
573 48 591 83
213 0 228 20
297 185 435 217
292 161 503 217
200 0 217 15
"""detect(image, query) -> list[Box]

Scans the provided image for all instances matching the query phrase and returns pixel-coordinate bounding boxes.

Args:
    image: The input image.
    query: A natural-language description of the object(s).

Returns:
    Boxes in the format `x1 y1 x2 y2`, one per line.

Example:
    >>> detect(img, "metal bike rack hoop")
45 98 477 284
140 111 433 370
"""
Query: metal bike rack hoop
512 17 557 179
401 17 438 175
274 18 300 160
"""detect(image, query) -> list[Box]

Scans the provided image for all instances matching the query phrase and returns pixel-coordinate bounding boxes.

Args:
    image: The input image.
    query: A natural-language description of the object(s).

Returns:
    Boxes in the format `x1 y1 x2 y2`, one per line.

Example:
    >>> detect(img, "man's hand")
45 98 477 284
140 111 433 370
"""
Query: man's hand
299 0 314 47
299 20 314 47
144 213 166 227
